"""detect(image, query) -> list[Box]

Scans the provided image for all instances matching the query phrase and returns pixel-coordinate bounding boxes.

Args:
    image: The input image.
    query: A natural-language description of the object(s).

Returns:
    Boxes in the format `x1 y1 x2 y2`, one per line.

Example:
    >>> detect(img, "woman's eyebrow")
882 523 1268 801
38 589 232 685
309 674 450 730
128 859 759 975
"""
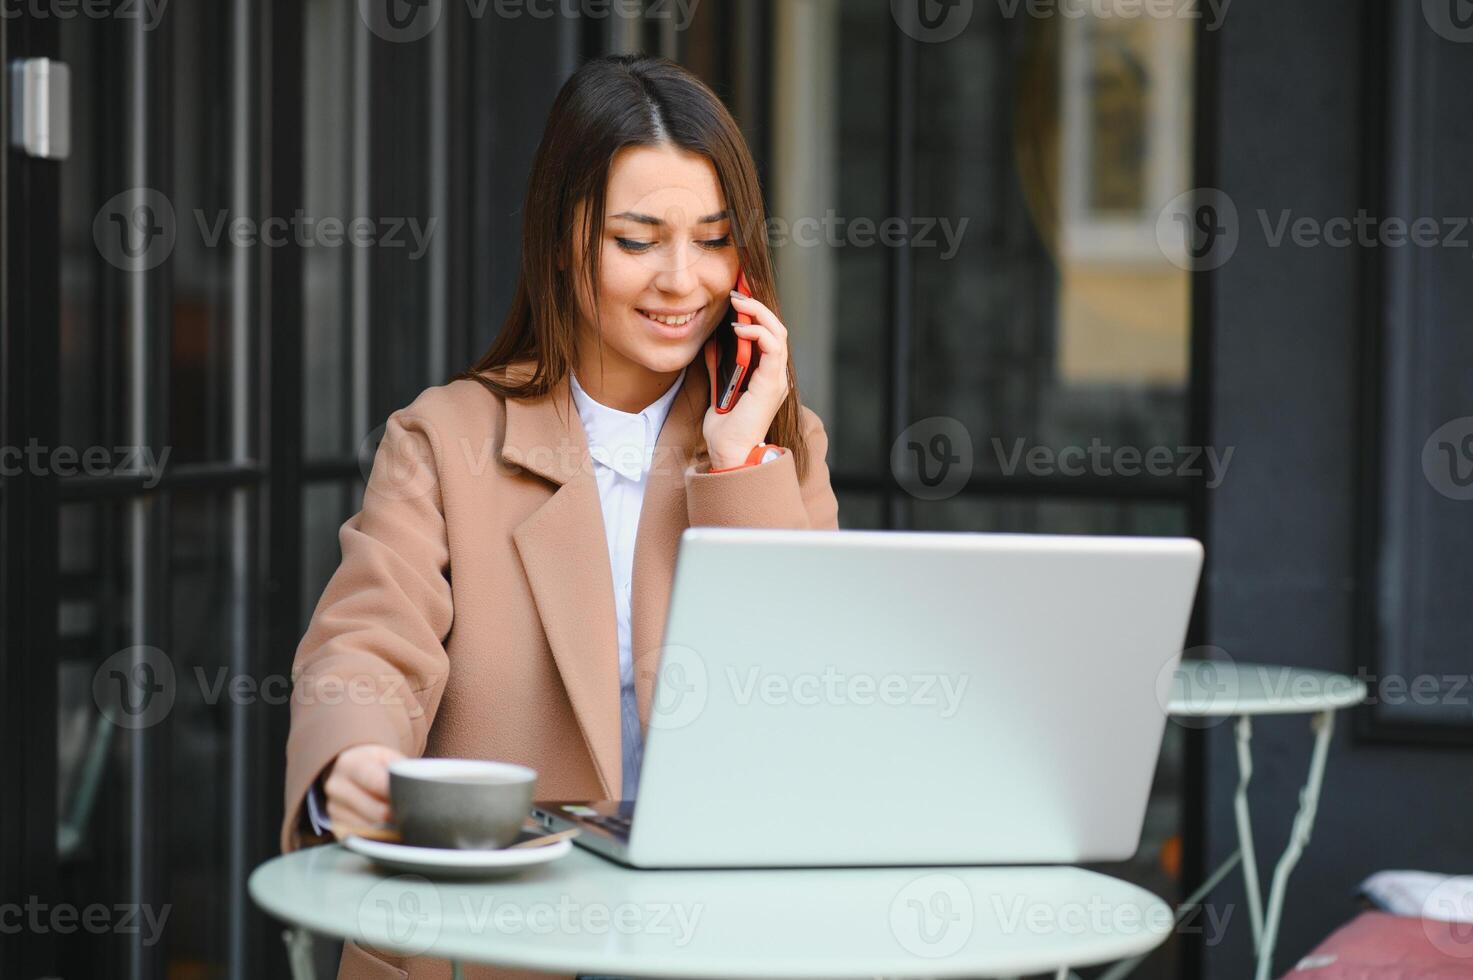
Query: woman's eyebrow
608 209 729 226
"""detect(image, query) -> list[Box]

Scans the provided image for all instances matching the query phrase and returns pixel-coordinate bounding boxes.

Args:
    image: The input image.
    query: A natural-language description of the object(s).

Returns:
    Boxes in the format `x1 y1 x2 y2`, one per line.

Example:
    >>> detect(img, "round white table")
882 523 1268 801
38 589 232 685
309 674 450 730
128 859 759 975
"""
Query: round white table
251 842 1174 979
1102 660 1368 980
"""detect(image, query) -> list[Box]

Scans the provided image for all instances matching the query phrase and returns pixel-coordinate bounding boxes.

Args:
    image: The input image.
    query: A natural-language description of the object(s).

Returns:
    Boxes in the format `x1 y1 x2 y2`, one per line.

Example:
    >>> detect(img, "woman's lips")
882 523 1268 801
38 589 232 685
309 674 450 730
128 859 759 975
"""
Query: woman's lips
637 305 705 339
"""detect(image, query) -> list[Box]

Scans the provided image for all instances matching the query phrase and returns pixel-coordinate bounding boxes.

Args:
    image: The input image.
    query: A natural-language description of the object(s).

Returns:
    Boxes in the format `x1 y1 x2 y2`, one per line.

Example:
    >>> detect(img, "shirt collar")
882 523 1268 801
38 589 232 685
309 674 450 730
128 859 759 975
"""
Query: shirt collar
569 369 686 482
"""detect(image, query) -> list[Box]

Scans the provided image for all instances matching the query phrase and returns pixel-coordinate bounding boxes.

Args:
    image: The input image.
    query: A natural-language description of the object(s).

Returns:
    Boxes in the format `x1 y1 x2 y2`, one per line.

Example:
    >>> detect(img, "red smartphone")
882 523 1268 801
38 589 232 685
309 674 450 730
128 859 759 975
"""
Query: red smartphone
703 268 760 413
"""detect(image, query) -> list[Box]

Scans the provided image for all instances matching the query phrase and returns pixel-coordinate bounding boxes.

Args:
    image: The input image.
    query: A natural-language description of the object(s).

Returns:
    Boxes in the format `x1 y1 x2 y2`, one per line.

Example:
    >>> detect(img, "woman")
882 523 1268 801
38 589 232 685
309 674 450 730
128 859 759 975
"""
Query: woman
281 53 840 979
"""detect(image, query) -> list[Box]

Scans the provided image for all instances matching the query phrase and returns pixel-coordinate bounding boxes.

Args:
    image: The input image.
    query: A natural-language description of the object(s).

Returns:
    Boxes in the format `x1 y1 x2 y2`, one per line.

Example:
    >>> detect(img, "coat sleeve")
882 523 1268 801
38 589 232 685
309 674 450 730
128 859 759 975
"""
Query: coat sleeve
280 404 454 853
684 406 841 530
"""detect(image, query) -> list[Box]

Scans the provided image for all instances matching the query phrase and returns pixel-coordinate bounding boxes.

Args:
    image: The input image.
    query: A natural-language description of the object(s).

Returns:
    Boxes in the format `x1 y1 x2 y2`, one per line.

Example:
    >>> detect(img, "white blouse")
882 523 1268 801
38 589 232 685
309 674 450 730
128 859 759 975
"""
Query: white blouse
567 368 686 802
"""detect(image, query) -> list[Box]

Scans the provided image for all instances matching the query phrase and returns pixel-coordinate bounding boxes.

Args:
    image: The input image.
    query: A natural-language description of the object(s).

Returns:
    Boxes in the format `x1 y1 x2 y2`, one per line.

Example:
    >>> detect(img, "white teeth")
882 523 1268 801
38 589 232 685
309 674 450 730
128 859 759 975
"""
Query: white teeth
640 308 700 326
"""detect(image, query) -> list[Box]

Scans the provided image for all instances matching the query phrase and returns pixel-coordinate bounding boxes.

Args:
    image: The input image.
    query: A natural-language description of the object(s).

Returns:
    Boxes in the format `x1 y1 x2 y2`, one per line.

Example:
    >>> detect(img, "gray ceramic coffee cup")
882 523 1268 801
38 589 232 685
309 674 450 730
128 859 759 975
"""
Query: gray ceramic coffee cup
388 758 537 850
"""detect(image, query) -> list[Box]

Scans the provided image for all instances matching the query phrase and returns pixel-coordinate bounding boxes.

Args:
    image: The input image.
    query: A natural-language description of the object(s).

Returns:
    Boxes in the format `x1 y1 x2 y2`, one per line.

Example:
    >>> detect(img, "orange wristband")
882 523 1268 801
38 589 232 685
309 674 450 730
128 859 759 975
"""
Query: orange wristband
709 442 782 473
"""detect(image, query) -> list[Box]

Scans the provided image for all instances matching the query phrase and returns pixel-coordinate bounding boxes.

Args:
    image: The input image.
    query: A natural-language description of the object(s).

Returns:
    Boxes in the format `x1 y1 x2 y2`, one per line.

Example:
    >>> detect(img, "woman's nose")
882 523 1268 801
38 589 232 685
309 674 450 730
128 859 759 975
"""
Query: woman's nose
651 246 700 293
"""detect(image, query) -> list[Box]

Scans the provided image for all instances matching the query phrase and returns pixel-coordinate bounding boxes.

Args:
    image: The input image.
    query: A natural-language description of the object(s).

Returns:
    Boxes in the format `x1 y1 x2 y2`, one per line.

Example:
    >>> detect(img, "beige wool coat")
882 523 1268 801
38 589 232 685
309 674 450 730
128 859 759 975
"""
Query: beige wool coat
280 357 841 980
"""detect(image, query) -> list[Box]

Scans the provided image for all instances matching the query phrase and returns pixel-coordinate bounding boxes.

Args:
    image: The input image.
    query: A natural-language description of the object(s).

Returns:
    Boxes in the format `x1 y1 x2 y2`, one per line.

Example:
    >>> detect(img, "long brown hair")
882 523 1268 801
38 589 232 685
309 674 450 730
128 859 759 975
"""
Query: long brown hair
459 53 812 480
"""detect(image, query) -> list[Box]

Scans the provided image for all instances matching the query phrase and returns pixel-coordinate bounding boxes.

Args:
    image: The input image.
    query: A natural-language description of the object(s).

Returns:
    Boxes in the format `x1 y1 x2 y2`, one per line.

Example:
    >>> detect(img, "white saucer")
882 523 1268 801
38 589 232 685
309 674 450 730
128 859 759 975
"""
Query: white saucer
344 828 573 879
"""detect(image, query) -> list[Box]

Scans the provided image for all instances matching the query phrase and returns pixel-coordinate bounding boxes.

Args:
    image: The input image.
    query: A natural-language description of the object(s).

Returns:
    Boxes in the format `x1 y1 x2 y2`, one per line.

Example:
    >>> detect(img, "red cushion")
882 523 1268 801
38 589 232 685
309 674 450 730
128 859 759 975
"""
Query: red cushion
1281 911 1473 977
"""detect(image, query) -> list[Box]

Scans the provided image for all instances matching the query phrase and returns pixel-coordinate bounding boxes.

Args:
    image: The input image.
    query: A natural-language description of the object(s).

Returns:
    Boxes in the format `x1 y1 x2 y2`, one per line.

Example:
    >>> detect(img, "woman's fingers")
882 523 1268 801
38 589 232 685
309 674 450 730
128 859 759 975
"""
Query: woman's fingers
327 777 392 835
324 743 403 837
353 744 401 797
733 322 789 391
732 321 780 354
334 743 402 797
729 292 788 341
729 294 789 381
327 761 390 807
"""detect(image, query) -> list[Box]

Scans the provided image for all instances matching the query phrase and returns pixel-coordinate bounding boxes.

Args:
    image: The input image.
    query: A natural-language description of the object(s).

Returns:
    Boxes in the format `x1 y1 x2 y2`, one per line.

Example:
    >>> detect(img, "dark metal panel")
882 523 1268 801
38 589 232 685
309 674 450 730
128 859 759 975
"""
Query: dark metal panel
0 10 62 978
1354 0 1473 745
226 1 264 975
1180 7 1224 978
260 0 306 973
735 0 771 192
445 1 475 376
122 8 175 979
886 24 915 530
364 24 433 417
57 462 265 499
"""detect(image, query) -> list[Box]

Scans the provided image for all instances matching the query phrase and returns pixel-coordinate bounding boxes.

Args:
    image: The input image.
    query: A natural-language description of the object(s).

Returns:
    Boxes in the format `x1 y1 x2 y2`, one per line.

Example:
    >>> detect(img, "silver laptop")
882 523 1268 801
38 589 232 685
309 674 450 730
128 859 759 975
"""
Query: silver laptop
532 527 1204 869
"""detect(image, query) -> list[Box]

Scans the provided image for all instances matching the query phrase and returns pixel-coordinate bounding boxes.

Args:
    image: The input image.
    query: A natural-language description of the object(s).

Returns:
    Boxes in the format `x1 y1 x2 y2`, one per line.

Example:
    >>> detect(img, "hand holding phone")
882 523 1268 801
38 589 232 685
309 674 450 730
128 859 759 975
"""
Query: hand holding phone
699 267 793 471
703 268 758 414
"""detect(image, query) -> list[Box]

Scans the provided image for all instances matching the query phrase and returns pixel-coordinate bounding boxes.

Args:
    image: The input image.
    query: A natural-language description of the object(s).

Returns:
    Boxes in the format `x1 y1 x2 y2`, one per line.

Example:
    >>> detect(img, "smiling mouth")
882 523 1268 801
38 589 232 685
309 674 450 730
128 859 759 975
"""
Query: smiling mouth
637 305 705 329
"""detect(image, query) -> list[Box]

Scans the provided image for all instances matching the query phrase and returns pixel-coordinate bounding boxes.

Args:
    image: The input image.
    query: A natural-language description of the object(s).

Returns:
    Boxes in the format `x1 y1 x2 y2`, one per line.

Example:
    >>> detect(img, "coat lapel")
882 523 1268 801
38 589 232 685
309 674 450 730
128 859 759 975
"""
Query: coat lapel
632 361 709 732
503 363 623 799
500 358 709 798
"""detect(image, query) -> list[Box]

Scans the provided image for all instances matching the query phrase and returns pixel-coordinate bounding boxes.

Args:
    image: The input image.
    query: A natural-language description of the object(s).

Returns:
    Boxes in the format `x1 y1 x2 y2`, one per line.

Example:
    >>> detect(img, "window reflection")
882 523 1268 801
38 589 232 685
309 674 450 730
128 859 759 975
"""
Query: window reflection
1058 12 1193 385
807 5 1196 494
56 501 133 975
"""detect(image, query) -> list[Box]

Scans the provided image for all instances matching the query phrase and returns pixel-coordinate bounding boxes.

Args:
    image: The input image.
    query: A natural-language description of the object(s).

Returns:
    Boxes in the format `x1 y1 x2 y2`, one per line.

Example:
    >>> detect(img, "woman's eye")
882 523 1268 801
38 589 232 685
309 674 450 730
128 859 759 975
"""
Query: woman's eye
616 234 730 253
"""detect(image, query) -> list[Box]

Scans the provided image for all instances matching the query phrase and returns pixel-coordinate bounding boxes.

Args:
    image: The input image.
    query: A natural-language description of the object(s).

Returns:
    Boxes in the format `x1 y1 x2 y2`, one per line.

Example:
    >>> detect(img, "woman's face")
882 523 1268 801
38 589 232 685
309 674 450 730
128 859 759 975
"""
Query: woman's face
571 143 740 381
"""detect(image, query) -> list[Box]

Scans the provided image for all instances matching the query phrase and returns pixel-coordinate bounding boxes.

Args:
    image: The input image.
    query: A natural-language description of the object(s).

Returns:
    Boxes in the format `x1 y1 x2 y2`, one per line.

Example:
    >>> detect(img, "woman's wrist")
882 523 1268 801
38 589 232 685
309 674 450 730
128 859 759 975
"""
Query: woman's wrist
708 444 752 471
709 442 782 473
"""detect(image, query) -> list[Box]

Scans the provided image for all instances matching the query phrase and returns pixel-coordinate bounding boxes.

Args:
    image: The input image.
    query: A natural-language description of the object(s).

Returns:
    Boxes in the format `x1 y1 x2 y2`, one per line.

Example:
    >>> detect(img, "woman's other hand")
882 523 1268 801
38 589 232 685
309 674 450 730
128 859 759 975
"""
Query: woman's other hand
324 743 405 840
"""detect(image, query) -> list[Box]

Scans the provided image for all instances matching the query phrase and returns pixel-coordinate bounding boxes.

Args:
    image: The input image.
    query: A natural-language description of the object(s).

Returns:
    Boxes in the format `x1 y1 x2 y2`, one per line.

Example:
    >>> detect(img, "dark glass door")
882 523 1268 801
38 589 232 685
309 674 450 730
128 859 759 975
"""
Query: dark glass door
3 2 302 976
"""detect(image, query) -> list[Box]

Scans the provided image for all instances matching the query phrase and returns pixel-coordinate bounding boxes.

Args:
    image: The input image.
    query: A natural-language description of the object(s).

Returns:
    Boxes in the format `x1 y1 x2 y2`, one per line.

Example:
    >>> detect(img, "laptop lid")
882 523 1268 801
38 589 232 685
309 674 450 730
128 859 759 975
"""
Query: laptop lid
626 527 1203 868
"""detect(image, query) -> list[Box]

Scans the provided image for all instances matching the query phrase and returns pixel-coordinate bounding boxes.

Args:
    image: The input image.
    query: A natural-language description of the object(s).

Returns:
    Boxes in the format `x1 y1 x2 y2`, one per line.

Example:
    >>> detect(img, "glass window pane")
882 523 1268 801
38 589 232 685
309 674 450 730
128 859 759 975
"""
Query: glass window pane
834 2 894 478
1086 18 1152 215
908 9 1193 478
303 0 356 460
56 500 136 975
170 1 243 465
62 4 251 470
56 491 257 978
59 17 128 461
834 489 885 530
169 491 256 972
912 496 1188 536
